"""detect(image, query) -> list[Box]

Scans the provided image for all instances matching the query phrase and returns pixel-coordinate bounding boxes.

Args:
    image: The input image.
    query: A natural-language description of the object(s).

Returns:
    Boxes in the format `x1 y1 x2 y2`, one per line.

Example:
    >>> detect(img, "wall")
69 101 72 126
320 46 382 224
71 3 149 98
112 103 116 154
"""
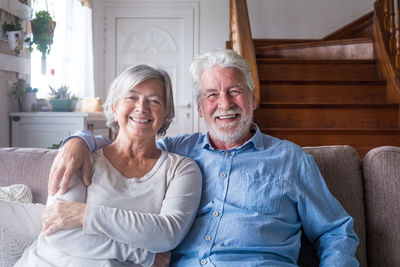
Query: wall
0 70 16 147
0 2 31 147
248 0 375 39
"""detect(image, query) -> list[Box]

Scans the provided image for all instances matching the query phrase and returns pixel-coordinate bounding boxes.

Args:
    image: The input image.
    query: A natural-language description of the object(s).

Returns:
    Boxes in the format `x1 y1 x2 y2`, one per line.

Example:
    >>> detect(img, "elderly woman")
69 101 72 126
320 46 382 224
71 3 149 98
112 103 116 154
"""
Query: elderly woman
15 65 202 266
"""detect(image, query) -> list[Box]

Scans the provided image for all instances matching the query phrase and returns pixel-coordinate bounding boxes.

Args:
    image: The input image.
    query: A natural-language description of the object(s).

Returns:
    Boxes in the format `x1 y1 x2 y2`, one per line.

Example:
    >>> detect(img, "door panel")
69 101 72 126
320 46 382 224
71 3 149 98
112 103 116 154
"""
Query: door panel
105 6 197 136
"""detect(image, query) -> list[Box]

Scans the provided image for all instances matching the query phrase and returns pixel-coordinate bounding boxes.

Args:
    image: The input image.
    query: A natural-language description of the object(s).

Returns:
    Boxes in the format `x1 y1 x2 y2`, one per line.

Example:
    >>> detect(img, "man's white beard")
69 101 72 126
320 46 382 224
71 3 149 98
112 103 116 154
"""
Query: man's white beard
206 107 253 146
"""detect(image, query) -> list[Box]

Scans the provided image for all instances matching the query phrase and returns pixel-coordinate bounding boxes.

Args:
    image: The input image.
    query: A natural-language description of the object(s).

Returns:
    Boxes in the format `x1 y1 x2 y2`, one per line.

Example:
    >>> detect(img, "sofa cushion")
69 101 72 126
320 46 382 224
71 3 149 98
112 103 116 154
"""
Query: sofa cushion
0 148 57 204
299 145 367 267
363 146 400 267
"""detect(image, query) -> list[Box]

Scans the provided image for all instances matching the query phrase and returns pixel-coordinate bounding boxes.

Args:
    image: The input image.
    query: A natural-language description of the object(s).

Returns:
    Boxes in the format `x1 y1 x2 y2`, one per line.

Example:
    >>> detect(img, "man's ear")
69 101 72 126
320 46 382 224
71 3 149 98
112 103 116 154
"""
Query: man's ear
197 104 203 118
252 95 257 110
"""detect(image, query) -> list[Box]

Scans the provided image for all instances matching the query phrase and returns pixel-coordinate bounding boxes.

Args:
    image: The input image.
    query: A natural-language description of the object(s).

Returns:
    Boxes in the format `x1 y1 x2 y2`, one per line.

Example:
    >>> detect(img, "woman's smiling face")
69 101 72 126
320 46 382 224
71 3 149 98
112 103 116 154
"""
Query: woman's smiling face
113 78 165 139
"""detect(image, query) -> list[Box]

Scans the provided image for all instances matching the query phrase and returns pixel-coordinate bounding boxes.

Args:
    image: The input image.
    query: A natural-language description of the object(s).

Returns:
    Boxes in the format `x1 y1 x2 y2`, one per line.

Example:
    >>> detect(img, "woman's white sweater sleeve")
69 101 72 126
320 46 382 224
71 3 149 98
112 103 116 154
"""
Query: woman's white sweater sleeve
45 173 155 264
83 157 202 252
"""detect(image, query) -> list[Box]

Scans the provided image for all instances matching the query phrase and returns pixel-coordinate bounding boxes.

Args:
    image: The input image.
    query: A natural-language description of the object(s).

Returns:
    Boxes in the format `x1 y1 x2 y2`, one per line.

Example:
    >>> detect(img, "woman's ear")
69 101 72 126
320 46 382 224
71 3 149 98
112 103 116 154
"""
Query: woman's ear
112 105 118 122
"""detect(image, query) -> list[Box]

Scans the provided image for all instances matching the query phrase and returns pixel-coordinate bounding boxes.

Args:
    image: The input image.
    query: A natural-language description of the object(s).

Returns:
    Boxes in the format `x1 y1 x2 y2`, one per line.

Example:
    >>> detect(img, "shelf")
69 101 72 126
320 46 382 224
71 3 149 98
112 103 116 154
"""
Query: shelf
0 0 31 20
0 53 30 73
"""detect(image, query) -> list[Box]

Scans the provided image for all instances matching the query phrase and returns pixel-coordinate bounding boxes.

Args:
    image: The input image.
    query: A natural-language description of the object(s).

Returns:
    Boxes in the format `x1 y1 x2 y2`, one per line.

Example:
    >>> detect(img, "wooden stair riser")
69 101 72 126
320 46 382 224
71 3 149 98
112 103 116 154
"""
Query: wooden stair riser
261 129 400 157
254 106 399 128
260 83 387 104
256 43 374 60
257 60 380 81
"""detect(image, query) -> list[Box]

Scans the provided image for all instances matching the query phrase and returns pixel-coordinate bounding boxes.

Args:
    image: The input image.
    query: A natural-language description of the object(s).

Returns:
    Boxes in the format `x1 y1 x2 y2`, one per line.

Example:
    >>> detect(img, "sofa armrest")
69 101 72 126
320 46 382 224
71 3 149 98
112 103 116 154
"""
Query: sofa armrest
363 146 400 267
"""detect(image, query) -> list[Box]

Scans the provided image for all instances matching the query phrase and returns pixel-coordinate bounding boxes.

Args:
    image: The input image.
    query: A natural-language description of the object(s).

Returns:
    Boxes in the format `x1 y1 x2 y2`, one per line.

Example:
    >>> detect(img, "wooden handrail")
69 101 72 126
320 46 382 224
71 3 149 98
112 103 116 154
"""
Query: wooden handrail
229 0 260 108
374 0 400 103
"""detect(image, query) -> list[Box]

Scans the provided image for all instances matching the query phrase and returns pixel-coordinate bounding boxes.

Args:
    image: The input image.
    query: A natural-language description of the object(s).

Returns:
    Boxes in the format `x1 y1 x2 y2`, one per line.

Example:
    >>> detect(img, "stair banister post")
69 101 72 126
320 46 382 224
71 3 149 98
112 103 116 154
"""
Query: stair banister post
229 0 260 108
396 0 400 68
385 0 391 32
389 0 397 54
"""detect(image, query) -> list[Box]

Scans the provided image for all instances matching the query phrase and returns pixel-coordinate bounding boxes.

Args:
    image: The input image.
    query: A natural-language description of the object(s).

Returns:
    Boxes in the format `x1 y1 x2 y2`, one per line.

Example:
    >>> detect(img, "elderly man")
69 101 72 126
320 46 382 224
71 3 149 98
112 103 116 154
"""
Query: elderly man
48 49 359 266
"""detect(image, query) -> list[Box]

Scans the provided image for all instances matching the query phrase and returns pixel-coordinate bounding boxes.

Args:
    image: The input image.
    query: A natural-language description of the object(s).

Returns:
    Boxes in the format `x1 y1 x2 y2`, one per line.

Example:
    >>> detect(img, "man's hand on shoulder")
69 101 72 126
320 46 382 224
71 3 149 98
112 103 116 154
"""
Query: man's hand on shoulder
48 137 92 196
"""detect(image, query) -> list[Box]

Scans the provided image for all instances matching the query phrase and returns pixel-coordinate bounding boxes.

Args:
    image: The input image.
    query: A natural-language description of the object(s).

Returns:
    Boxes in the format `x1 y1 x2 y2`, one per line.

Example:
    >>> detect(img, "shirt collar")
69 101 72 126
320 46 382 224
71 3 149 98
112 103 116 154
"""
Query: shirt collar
193 123 264 151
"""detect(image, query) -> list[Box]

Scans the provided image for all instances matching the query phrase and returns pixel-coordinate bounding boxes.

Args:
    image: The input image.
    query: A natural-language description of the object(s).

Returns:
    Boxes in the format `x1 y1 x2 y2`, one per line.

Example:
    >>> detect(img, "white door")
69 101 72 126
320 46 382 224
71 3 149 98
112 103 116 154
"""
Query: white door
104 4 199 137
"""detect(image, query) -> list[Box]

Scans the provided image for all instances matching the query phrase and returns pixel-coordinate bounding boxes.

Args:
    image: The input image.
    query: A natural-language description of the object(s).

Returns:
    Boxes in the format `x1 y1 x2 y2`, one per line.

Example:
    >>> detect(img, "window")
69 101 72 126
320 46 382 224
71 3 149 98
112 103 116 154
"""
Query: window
31 0 94 100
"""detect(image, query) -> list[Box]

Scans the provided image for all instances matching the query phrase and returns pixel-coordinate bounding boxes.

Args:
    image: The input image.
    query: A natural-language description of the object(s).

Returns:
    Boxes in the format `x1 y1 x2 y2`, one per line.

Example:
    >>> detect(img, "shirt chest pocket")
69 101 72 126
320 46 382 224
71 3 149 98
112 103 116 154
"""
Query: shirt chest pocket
240 173 285 214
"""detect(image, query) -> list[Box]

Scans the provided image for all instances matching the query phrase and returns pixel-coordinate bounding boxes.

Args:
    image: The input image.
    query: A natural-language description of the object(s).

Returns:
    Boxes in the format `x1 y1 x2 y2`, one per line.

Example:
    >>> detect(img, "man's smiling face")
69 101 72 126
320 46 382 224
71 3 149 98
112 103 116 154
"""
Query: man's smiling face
198 66 256 147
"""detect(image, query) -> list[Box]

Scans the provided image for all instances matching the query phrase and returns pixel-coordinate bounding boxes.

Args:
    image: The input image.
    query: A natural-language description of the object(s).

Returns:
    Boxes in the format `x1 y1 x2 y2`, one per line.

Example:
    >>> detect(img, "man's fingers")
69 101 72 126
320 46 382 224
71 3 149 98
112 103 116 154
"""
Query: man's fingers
82 159 92 187
59 169 74 194
48 165 65 196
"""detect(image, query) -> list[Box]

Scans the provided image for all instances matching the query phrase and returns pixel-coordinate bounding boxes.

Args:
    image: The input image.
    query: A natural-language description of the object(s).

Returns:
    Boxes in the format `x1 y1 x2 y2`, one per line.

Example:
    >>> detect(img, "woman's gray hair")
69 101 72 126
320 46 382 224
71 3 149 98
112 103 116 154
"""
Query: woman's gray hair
103 64 175 136
190 48 254 104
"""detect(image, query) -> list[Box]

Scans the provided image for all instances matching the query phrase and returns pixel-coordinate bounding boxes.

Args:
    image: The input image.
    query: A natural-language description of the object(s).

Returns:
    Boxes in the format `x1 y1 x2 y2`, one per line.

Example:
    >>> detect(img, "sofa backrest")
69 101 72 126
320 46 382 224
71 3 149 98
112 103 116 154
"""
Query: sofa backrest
363 146 400 267
299 145 367 267
0 146 368 265
0 147 56 204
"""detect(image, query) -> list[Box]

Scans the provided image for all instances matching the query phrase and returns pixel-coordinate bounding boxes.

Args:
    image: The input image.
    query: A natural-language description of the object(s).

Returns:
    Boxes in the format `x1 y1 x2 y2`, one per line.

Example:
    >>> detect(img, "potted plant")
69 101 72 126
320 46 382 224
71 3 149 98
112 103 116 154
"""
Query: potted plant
48 85 75 111
9 79 39 112
25 10 56 73
26 11 56 59
2 18 23 52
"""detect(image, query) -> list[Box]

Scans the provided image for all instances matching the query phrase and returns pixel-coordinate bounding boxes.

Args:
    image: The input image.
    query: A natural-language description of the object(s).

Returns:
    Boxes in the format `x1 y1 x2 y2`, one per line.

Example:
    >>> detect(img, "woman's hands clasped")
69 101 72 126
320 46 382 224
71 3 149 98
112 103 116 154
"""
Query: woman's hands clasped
42 199 86 236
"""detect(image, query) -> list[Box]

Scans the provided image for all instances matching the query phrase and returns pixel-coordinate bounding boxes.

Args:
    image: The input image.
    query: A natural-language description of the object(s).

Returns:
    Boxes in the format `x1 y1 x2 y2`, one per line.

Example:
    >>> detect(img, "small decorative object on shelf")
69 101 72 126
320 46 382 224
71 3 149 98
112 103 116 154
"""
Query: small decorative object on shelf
2 18 24 54
25 10 56 74
9 79 39 112
48 84 78 111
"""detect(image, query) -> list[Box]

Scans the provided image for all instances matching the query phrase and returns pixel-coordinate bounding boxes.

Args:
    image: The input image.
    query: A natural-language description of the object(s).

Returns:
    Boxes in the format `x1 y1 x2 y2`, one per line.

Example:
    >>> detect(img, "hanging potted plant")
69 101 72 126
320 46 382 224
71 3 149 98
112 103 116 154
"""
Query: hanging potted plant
25 10 56 74
2 18 23 53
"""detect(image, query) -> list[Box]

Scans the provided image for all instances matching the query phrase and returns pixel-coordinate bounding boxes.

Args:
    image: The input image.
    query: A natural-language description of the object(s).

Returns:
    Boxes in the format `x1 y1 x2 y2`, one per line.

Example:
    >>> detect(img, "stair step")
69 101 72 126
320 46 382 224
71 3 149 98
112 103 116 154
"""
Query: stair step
253 39 318 48
260 80 387 104
257 59 380 81
260 128 400 157
256 38 374 59
254 104 399 128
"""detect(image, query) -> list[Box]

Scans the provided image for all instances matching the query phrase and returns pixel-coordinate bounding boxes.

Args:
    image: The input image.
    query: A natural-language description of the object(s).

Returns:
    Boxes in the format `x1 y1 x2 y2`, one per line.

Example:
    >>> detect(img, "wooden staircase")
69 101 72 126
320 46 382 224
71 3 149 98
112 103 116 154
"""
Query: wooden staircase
251 15 400 157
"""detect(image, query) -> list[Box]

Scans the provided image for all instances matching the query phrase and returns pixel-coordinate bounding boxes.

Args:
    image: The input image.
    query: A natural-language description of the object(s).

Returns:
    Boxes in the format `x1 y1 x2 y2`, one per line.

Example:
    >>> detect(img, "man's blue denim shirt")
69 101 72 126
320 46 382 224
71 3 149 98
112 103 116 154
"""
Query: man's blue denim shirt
76 124 359 267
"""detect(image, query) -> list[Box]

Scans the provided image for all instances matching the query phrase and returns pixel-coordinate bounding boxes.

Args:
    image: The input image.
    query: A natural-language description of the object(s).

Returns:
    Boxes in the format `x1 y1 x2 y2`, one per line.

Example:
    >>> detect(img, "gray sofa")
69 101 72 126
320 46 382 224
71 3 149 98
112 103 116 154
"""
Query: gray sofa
0 145 399 266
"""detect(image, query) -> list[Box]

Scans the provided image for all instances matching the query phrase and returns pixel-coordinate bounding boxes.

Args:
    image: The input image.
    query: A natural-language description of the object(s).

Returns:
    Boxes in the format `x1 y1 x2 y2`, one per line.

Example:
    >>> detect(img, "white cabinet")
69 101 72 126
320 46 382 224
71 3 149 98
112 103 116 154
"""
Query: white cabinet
9 112 109 148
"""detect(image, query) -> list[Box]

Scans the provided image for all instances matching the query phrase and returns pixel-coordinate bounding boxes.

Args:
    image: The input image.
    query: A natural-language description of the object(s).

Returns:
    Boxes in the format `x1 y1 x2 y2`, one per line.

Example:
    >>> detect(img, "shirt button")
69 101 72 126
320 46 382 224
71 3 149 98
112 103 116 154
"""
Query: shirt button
226 152 231 157
220 172 227 178
205 235 212 241
201 259 207 265
213 211 219 217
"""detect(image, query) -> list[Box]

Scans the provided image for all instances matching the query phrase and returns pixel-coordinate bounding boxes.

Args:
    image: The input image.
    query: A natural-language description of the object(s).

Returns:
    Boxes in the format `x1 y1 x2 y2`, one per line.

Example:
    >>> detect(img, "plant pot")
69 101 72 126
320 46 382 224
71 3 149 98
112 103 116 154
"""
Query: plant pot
49 99 73 111
6 31 22 50
20 92 37 112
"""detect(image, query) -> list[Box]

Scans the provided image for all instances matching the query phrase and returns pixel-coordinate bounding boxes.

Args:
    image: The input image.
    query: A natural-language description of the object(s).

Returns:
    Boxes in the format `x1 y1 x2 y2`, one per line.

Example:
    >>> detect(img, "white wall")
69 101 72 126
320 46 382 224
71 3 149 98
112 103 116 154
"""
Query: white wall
198 0 375 49
0 72 12 147
248 0 375 39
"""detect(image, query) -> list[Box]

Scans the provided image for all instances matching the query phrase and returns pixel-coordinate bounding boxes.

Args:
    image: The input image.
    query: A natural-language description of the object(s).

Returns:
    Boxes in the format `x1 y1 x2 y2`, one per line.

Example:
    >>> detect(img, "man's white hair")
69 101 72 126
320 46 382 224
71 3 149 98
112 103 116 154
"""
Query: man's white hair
190 48 255 104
